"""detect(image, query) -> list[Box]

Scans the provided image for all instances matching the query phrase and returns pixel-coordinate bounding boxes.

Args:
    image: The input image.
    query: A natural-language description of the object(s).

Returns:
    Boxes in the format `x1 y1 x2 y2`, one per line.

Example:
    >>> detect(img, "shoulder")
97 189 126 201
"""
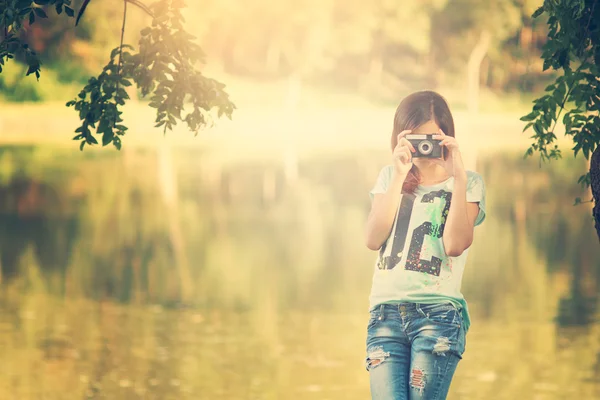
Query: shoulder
464 170 485 197
466 170 485 186
466 170 483 181
377 165 394 181
370 165 395 198
380 165 394 175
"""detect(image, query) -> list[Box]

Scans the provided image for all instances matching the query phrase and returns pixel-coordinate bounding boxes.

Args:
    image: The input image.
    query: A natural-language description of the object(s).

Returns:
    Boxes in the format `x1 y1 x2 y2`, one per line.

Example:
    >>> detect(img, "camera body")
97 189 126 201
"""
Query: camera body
405 134 443 158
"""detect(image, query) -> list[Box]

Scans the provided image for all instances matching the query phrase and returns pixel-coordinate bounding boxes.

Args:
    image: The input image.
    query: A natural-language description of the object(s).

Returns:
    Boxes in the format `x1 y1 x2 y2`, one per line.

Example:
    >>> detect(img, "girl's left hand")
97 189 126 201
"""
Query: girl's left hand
433 129 467 180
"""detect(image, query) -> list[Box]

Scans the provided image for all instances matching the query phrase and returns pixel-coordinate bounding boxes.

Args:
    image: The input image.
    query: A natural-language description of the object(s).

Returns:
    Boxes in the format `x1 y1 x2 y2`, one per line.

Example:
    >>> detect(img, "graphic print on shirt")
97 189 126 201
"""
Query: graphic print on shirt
377 193 416 270
378 190 452 276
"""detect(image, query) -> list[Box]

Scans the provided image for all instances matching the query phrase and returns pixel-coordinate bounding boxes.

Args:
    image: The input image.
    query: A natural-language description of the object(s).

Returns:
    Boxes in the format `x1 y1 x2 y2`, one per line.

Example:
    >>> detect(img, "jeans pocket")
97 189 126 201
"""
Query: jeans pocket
367 310 383 329
417 302 461 327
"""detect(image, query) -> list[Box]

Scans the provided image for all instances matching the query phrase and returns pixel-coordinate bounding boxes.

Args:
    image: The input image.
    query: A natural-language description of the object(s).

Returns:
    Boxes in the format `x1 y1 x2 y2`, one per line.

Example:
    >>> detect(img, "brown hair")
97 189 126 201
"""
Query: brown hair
391 90 455 194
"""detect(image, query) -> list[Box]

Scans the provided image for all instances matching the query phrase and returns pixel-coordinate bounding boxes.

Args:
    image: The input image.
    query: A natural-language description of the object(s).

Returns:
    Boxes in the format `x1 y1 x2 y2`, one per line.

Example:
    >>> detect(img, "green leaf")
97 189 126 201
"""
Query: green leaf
26 64 40 77
29 11 35 24
553 80 566 104
522 122 534 132
102 130 114 146
520 111 538 122
110 47 121 59
34 7 47 18
574 197 582 206
64 6 74 17
79 141 86 151
97 118 109 134
532 5 544 18
533 120 544 136
543 58 552 71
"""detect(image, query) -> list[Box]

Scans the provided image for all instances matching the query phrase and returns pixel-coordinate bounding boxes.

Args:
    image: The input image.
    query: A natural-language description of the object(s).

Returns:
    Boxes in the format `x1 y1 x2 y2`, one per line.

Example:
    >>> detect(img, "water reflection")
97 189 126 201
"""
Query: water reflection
0 145 599 399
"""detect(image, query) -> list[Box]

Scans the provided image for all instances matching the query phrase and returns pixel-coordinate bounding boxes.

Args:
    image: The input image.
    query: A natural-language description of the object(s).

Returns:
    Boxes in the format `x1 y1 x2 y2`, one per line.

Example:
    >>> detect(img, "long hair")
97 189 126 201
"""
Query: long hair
391 90 456 194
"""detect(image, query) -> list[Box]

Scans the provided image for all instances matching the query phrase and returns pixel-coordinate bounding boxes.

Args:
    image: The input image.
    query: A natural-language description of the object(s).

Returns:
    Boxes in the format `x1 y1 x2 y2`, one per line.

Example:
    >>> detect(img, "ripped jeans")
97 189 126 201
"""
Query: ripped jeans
365 302 466 400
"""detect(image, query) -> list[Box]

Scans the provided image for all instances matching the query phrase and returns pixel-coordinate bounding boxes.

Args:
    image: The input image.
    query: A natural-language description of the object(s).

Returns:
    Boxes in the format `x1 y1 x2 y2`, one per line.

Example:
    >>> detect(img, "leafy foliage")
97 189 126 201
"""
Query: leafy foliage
67 0 235 150
0 0 75 79
521 0 600 187
1 0 235 150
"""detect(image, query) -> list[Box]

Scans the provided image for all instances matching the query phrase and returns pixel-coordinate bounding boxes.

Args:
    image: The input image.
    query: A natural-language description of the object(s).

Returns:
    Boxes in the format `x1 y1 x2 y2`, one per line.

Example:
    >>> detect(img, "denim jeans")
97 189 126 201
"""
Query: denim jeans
365 302 466 400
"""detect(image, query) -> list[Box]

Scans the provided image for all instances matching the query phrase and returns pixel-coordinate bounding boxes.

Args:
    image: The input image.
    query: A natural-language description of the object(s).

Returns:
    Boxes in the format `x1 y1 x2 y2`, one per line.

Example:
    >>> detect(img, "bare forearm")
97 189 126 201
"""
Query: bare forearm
443 174 473 256
365 172 407 250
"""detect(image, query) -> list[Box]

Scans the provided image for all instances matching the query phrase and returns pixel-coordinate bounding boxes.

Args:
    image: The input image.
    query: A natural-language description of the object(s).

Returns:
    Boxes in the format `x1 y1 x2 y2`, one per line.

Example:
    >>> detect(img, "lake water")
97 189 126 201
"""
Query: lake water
0 144 598 400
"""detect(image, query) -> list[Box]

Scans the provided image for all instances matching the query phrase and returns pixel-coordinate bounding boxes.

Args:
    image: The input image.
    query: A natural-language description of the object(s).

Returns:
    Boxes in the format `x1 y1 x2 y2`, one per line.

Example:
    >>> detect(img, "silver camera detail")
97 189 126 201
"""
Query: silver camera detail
405 134 442 158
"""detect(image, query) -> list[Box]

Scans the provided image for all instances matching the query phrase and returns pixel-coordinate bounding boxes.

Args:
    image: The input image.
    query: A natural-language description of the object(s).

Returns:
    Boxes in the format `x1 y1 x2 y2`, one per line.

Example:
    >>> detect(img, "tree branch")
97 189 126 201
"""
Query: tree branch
117 0 127 79
75 0 92 26
126 0 154 18
114 0 127 124
585 0 598 34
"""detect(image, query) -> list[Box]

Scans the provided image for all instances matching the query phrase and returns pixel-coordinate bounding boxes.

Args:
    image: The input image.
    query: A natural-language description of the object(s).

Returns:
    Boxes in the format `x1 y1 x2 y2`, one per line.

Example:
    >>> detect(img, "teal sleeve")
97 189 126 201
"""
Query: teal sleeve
369 166 393 201
466 171 486 226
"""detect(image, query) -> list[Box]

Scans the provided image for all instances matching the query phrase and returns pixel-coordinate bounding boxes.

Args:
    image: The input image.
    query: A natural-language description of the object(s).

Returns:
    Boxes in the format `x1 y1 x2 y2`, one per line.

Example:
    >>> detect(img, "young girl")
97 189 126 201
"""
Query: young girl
364 90 486 400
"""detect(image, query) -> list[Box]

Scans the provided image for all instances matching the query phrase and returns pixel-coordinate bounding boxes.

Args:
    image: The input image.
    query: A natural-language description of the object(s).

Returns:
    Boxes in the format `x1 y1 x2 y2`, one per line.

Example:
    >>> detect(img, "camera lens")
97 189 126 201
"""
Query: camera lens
418 140 433 155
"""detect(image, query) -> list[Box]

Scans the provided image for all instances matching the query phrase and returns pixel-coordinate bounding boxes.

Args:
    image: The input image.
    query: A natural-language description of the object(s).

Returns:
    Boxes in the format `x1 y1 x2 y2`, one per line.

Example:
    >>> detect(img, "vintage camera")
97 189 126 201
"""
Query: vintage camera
405 134 442 158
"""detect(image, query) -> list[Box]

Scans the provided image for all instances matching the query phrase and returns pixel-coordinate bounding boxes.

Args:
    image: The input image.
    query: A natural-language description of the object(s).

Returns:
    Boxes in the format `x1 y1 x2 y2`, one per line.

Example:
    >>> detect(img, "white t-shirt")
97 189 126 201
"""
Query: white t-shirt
368 166 486 331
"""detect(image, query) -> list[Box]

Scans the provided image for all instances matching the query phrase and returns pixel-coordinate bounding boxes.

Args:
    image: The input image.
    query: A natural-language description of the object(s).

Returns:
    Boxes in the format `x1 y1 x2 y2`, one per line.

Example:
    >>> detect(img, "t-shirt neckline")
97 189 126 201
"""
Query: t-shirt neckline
418 176 453 189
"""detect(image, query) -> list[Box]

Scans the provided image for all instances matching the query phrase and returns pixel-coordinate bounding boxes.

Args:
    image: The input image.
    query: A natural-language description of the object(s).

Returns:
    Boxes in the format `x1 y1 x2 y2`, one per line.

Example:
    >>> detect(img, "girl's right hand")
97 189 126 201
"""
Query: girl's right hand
393 130 415 177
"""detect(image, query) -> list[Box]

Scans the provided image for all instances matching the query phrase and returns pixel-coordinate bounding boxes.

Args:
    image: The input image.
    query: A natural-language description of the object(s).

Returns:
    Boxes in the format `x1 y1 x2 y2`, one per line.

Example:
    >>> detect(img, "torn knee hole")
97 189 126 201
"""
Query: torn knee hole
432 336 451 356
410 367 426 390
365 346 390 371
368 359 382 367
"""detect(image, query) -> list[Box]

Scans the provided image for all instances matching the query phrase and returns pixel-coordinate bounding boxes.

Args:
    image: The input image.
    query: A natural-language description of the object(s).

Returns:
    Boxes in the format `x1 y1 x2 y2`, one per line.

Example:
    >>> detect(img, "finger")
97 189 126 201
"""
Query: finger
396 129 413 143
401 151 412 164
393 145 412 157
440 139 456 147
398 137 416 152
394 146 410 160
397 147 412 163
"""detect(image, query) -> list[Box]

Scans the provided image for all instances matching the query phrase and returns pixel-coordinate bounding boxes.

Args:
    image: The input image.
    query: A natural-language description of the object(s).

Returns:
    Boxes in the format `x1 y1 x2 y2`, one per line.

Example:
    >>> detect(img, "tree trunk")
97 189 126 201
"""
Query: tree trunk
590 145 600 241
467 31 491 114
285 71 302 112
265 38 281 74
362 27 384 92
157 144 193 303
365 55 383 89
520 26 533 51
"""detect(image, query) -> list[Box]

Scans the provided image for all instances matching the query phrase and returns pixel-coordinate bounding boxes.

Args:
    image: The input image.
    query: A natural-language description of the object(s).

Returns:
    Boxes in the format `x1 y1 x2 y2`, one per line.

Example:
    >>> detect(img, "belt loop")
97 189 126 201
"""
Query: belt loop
378 304 385 321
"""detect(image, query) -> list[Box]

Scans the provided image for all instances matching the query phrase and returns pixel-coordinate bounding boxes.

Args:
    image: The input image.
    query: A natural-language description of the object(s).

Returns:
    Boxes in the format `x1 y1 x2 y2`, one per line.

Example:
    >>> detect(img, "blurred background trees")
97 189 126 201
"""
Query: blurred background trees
1 0 556 108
